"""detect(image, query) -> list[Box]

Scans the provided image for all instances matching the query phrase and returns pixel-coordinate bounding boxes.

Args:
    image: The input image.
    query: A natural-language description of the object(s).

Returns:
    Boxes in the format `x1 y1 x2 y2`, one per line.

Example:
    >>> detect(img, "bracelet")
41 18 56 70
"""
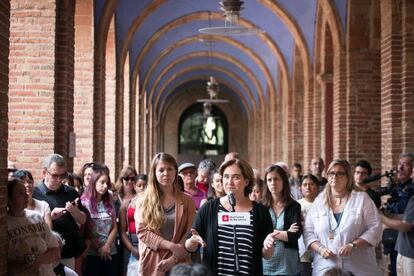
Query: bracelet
316 244 324 255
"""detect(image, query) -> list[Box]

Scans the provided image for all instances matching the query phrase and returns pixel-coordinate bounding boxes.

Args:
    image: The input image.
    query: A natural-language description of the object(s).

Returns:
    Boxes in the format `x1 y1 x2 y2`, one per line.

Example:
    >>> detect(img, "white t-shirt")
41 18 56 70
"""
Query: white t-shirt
298 198 314 219
298 198 315 260
8 209 58 276
33 199 51 217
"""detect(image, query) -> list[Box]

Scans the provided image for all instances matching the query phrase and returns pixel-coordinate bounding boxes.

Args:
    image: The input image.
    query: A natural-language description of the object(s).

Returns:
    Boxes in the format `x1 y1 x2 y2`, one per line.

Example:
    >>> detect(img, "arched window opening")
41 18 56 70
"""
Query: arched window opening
178 103 228 155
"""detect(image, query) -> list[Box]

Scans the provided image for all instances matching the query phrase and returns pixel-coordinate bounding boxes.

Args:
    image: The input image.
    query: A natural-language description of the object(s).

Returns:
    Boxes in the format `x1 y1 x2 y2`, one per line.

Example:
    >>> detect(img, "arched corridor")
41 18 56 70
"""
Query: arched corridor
1 0 414 274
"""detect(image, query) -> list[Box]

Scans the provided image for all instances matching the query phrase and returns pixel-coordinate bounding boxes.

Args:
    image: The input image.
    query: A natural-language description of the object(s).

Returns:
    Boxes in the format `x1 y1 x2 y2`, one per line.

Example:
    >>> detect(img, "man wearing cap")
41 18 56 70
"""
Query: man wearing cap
179 163 206 210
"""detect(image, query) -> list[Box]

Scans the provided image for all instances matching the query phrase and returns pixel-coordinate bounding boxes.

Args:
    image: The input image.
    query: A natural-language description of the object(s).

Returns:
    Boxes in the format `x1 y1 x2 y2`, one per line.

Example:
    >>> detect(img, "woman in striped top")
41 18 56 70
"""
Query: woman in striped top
185 158 277 275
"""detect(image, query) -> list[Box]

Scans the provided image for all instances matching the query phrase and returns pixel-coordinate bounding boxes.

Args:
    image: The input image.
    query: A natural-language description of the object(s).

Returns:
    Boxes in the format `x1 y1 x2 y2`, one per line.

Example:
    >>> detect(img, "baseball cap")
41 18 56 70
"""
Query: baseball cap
178 162 196 173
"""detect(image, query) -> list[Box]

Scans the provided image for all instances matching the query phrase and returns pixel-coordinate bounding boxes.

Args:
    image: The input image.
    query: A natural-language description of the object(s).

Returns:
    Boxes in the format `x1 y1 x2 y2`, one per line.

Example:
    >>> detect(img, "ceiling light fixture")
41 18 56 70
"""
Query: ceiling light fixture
197 76 229 104
199 0 264 36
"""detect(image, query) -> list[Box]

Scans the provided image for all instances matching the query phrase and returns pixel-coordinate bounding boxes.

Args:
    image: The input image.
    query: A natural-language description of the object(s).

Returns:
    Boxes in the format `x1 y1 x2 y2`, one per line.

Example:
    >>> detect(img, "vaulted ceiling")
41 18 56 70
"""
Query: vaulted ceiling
95 0 347 117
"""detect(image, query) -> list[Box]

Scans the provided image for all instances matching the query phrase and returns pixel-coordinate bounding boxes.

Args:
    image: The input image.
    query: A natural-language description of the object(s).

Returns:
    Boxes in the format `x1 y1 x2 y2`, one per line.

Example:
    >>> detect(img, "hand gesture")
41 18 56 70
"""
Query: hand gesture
98 243 112 261
65 198 79 214
51 207 67 220
338 243 353 256
157 256 177 272
188 228 207 248
319 245 336 259
263 230 279 251
288 222 299 233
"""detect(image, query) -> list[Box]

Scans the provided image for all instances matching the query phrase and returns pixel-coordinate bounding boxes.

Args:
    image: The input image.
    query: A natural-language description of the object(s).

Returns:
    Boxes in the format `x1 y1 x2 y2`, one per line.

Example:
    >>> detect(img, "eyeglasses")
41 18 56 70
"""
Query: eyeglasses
122 176 136 182
46 169 67 179
327 171 347 178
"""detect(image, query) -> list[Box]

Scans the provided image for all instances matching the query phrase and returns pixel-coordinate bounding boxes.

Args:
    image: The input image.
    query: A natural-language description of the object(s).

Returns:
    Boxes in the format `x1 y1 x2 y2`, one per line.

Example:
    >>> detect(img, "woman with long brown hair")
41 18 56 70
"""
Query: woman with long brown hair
261 164 302 275
135 153 195 275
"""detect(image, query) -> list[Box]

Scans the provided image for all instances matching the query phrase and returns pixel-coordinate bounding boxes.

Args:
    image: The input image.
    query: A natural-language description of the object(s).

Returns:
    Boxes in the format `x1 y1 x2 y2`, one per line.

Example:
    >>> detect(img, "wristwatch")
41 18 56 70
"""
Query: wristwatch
351 241 357 249
24 253 36 267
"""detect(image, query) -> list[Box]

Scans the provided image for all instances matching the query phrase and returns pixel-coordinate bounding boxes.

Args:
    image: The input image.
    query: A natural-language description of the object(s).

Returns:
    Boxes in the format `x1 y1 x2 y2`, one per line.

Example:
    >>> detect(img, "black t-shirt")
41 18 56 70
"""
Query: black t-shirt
33 181 86 258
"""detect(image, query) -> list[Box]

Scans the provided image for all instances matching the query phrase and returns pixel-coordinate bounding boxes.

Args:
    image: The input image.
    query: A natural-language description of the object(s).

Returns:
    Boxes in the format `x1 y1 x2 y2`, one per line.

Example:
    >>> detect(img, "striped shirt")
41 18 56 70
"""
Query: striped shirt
217 204 253 275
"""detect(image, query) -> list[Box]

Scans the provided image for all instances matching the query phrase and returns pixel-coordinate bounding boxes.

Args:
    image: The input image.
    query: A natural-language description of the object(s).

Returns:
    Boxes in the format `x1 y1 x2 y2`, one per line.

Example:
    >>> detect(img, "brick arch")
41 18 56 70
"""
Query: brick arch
141 34 275 99
158 77 251 123
153 64 257 117
258 0 312 96
150 51 261 112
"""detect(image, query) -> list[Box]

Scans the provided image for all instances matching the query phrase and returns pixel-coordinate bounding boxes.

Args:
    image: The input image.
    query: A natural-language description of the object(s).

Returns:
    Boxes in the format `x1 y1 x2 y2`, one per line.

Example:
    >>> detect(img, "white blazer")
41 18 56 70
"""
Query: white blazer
304 191 382 276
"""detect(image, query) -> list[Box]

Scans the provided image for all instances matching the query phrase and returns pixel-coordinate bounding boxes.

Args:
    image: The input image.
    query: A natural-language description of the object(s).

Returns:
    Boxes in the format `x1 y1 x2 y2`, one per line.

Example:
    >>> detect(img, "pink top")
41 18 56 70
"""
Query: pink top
184 188 206 210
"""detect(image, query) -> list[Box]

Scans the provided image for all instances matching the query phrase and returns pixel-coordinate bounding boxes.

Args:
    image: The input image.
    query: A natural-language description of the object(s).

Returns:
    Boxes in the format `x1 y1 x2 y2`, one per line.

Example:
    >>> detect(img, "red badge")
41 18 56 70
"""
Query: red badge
222 215 229 222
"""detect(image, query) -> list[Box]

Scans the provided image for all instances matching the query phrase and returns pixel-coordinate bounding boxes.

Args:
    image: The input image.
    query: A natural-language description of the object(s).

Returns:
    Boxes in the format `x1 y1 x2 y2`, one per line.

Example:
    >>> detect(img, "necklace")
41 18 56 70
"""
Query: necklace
332 192 348 206
328 195 349 239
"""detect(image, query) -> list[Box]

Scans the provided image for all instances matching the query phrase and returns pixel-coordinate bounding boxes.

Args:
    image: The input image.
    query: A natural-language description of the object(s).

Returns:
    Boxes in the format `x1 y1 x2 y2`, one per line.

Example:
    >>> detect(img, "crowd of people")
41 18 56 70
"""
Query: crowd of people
6 151 414 276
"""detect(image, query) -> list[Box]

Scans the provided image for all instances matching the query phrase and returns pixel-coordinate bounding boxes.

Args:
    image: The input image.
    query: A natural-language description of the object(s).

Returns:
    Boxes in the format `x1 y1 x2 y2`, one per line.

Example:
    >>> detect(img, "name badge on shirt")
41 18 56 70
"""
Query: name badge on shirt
218 212 250 225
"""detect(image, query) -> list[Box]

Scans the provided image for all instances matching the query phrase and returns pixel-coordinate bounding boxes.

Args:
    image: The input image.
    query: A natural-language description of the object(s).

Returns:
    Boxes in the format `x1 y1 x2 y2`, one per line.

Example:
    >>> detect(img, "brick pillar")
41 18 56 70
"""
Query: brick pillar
129 76 137 166
115 74 123 179
291 46 305 165
123 54 130 167
74 0 94 172
280 70 288 162
138 92 144 172
9 0 57 180
134 83 141 171
346 0 381 169
55 0 75 170
381 0 404 172
135 91 144 172
401 0 414 153
105 17 116 180
93 27 106 162
0 1 9 274
263 88 271 167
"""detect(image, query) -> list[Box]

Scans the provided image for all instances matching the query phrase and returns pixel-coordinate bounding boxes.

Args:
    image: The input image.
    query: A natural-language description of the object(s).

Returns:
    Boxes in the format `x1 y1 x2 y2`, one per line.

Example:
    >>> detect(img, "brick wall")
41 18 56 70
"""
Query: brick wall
346 0 381 169
74 0 94 173
401 0 414 153
8 0 57 181
381 0 404 172
0 1 9 274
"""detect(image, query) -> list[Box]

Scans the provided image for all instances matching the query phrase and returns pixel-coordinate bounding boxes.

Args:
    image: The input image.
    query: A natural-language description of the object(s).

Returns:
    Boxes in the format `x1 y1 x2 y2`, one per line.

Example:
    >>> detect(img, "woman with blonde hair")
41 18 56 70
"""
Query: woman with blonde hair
136 153 195 275
304 160 381 276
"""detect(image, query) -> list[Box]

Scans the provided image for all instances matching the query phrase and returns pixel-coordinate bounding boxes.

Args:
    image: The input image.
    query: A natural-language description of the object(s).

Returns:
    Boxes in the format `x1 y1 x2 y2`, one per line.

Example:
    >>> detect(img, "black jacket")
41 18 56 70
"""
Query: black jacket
272 200 302 250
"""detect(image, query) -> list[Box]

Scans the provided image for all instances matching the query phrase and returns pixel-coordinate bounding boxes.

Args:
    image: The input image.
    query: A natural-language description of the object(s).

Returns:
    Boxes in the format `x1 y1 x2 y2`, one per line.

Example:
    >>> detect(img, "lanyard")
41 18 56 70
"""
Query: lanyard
327 195 348 240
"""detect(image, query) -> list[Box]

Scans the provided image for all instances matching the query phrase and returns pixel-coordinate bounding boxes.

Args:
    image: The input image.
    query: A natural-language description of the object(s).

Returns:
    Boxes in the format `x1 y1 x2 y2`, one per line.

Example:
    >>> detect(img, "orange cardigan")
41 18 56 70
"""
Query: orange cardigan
136 192 196 276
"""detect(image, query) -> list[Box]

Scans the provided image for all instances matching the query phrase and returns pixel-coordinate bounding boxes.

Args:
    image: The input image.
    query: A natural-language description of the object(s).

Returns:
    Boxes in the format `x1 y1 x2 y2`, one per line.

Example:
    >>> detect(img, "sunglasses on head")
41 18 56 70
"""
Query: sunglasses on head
83 162 110 174
122 176 136 182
